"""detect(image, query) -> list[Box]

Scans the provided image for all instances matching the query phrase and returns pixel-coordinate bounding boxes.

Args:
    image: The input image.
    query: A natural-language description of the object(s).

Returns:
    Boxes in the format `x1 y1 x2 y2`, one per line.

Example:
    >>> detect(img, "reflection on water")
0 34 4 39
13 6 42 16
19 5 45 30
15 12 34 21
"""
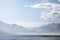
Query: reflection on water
0 35 60 40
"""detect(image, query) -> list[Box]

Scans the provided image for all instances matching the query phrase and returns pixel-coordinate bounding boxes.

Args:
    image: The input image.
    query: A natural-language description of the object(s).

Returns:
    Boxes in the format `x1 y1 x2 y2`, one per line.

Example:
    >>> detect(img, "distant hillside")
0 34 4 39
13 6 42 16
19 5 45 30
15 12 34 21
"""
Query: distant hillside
0 21 60 35
0 21 31 35
32 23 60 32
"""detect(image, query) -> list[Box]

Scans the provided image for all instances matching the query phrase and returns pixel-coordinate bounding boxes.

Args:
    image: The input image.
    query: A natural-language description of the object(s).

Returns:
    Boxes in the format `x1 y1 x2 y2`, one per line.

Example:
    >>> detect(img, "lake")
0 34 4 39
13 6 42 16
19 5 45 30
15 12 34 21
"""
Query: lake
0 35 60 40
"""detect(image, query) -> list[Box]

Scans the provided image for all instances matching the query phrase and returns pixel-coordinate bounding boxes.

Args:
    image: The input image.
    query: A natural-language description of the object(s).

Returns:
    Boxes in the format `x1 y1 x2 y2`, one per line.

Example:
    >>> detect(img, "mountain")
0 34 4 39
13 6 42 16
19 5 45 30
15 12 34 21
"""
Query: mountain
32 23 60 33
0 21 60 35
0 21 41 35
0 21 31 35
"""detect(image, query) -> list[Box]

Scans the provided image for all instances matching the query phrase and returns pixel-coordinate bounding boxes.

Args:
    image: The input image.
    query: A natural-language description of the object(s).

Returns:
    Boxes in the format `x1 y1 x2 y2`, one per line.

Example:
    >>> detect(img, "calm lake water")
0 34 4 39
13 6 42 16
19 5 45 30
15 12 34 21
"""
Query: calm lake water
0 35 60 40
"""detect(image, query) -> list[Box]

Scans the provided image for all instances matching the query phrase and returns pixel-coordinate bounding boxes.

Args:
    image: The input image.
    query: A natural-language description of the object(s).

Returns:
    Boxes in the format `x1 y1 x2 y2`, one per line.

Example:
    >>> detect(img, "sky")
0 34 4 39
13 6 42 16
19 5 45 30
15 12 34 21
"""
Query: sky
0 0 60 28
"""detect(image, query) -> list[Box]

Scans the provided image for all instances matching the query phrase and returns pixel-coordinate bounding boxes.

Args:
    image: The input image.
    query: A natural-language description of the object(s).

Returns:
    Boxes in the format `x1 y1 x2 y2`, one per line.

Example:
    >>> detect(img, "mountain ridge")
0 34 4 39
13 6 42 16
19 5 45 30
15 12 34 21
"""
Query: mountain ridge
32 23 60 32
0 21 60 35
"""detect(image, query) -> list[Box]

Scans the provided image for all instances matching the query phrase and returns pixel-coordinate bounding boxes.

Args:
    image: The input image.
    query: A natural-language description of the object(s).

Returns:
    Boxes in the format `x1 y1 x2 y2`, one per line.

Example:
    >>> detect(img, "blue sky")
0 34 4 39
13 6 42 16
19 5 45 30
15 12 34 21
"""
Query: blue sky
0 0 60 28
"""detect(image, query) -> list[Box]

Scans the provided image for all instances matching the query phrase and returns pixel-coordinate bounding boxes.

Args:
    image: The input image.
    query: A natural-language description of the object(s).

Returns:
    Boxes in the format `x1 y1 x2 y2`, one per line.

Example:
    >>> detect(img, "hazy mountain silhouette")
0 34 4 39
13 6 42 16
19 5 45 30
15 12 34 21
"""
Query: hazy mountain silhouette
32 23 60 33
0 21 60 35
0 21 30 35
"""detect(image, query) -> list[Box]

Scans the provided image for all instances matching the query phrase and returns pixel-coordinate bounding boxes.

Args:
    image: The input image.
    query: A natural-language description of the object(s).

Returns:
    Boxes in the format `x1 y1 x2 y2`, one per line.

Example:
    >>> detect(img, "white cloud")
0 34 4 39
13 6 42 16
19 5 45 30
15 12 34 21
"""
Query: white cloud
30 3 60 9
17 22 41 28
58 0 60 2
16 22 49 28
29 3 60 20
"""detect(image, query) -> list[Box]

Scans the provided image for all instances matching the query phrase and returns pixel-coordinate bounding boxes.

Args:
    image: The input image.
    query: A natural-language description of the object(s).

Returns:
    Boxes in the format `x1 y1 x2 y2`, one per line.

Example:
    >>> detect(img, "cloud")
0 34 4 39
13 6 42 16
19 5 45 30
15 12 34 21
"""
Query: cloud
58 0 60 2
29 3 60 20
17 22 41 28
16 22 49 28
29 3 60 9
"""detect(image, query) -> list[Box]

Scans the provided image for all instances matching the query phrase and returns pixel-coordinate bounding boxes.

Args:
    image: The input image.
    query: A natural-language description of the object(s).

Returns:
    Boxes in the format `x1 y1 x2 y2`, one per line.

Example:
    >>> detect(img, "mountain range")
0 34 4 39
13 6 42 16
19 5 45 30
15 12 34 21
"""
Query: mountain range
32 23 60 32
32 23 60 35
0 21 31 35
0 21 60 35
